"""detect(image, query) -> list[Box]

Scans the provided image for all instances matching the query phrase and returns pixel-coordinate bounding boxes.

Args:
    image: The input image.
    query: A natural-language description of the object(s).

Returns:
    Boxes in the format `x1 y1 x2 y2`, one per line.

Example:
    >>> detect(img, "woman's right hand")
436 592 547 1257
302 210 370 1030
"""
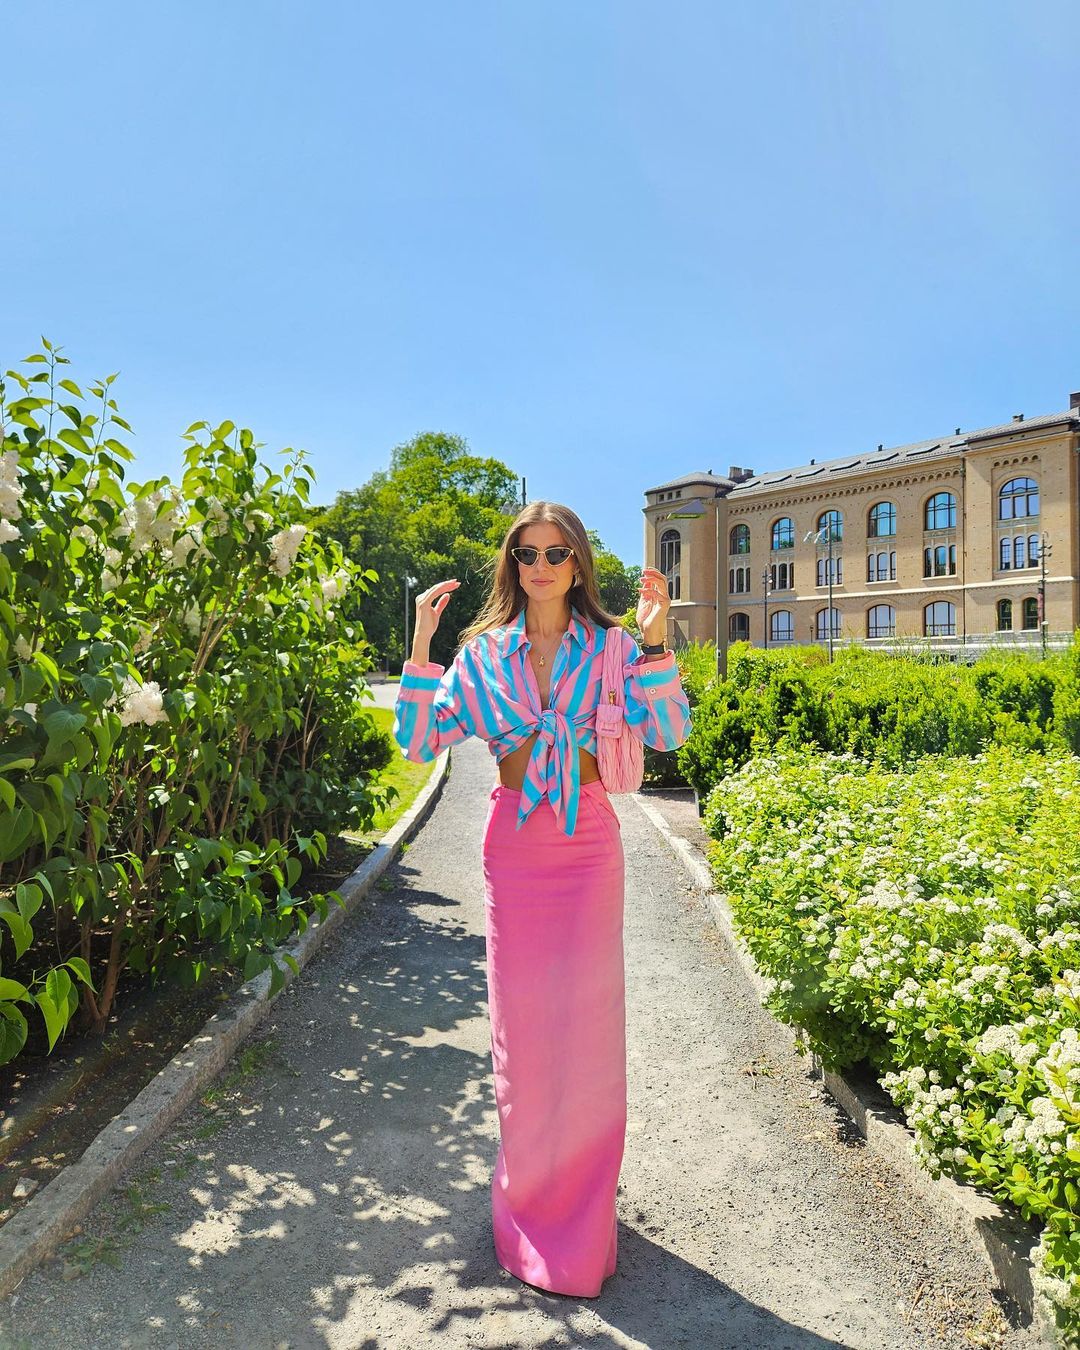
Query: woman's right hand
410 578 460 662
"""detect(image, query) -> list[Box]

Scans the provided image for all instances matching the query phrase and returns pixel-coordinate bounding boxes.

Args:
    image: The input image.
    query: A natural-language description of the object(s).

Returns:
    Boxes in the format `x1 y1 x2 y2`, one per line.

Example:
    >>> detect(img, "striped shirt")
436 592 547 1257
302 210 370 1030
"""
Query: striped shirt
393 604 692 836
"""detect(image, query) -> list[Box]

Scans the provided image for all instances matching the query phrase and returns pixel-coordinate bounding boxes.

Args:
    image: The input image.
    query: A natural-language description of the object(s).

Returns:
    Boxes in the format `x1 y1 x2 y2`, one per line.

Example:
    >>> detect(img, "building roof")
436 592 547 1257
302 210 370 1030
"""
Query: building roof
726 408 1078 500
645 470 732 494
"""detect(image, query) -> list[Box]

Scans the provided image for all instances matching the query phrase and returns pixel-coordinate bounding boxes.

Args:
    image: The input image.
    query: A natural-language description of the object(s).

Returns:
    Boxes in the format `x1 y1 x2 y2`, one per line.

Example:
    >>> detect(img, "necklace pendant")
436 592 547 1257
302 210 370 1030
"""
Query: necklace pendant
538 654 546 667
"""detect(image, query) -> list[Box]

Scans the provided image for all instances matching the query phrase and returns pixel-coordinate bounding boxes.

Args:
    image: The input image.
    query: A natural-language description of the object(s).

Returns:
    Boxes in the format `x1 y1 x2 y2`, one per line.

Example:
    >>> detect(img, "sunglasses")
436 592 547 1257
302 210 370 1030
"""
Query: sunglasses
510 546 575 567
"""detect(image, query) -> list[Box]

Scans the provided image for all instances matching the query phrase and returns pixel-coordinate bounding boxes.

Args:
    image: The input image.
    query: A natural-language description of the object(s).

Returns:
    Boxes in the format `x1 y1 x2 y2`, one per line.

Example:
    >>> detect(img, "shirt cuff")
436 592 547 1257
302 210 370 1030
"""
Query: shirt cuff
632 651 682 700
398 660 445 701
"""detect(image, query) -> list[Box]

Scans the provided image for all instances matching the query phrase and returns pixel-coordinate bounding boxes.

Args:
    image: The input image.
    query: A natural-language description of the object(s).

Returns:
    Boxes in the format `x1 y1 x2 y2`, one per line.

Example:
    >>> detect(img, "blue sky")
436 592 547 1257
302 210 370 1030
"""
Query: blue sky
3 1 1078 565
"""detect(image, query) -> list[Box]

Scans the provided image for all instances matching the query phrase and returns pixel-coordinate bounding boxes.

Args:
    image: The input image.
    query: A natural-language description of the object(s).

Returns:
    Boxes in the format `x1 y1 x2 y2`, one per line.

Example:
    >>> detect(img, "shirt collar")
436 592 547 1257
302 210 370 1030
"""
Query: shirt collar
499 604 595 657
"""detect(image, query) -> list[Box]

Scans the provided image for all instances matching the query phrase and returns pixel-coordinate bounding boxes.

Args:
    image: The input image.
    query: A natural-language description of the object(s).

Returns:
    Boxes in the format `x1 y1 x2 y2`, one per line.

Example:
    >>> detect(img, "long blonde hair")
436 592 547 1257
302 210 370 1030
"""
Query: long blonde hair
458 501 623 648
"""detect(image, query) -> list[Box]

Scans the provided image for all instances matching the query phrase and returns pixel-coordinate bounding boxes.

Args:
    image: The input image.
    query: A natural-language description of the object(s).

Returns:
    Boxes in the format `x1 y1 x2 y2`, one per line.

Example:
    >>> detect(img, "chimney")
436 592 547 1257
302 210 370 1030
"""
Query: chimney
728 465 755 482
1013 413 1025 422
1070 391 1080 411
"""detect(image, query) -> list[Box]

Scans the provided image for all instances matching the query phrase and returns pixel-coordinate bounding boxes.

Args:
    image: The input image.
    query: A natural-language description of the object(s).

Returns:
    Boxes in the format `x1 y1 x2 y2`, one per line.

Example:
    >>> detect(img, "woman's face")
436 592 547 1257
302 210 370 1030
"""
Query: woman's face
514 521 577 604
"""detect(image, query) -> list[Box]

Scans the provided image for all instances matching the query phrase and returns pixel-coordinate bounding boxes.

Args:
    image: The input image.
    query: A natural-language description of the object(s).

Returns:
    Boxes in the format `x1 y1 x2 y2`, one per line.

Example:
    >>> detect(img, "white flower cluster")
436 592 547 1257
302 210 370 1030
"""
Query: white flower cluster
978 922 1037 960
108 675 169 727
0 449 24 544
269 524 307 577
115 487 183 556
311 568 350 617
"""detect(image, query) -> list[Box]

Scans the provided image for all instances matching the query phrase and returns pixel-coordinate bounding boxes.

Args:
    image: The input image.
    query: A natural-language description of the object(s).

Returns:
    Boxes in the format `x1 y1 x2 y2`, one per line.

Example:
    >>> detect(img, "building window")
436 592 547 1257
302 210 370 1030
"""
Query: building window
999 537 1012 571
728 565 751 594
923 544 956 577
659 528 681 600
815 607 841 640
1022 597 1039 631
729 612 750 642
999 477 1039 520
770 561 794 590
868 501 896 538
771 517 794 550
1029 534 1040 565
867 551 896 582
816 555 843 586
729 523 750 555
816 509 842 542
867 605 895 639
924 601 956 636
770 610 794 642
924 492 956 530
997 598 1013 631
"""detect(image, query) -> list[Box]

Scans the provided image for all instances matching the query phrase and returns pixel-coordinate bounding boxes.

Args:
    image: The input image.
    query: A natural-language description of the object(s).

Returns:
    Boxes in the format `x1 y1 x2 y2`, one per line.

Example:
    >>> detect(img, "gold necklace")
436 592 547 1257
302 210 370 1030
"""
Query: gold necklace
529 632 563 668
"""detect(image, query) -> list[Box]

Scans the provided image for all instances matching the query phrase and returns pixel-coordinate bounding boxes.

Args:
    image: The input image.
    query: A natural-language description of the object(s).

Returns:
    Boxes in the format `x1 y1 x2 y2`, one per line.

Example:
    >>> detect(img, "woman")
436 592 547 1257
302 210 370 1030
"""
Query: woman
392 501 692 1297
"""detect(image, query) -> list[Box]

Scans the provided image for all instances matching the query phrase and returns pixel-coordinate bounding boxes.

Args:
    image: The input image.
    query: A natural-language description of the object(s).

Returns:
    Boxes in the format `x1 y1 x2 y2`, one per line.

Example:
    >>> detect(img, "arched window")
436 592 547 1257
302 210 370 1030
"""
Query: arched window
867 605 895 639
816 509 842 542
924 601 956 636
728 566 751 594
868 550 894 582
729 612 750 642
771 517 794 550
1029 534 1040 566
659 528 681 600
1013 535 1026 570
924 492 956 530
1022 597 1040 631
815 607 841 640
997 598 1013 631
868 501 896 538
770 610 794 642
999 477 1039 520
770 561 793 590
999 537 1012 571
817 555 842 586
729 524 750 555
924 545 956 578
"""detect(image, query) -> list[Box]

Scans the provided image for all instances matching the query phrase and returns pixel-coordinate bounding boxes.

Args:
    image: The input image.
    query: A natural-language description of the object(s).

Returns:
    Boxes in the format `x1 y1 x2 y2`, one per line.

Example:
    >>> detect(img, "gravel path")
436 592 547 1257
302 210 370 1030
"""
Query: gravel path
0 740 1039 1349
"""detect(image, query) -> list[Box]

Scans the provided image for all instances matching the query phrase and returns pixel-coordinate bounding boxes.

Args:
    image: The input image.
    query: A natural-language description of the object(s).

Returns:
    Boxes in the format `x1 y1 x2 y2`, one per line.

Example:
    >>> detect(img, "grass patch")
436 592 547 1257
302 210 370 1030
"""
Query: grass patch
360 706 434 837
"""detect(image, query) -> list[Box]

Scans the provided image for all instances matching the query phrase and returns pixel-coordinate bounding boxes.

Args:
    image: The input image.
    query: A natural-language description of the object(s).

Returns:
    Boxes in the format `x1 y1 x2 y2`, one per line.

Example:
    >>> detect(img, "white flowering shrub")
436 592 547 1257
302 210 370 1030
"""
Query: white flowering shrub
703 742 1080 1336
0 343 391 1061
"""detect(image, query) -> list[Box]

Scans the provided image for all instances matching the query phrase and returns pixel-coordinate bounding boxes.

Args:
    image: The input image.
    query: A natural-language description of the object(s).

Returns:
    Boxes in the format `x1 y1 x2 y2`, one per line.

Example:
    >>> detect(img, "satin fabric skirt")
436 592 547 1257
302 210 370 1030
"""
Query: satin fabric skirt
481 778 626 1297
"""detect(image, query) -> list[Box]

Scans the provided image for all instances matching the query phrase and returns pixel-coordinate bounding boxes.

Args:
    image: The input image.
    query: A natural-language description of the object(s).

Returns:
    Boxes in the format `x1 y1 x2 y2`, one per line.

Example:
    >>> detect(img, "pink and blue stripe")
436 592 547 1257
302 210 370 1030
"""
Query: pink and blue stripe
393 606 691 836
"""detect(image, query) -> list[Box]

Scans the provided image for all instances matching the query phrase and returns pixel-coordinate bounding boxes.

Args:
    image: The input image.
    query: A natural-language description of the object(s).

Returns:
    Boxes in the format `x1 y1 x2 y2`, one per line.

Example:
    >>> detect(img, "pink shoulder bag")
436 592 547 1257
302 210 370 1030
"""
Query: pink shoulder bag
595 624 645 793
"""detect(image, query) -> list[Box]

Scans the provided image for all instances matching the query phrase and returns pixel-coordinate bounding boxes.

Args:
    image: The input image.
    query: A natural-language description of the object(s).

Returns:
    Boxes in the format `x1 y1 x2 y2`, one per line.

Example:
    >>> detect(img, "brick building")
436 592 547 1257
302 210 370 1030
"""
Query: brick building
644 394 1080 669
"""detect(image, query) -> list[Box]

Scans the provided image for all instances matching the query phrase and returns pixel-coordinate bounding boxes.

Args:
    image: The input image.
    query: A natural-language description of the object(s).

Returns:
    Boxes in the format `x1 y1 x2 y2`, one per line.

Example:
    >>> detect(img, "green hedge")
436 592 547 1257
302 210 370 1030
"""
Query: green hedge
0 344 393 1061
678 639 1080 800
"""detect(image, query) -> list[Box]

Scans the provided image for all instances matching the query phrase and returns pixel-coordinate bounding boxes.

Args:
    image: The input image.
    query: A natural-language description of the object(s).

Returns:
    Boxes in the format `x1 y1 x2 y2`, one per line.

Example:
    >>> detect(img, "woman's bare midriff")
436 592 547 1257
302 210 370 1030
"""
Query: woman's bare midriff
498 733 601 790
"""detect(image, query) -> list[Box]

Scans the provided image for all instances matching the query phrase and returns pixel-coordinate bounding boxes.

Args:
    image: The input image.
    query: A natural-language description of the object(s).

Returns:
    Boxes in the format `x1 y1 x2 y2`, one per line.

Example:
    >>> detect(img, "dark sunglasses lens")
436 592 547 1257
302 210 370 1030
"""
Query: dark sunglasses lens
546 548 572 565
513 547 538 565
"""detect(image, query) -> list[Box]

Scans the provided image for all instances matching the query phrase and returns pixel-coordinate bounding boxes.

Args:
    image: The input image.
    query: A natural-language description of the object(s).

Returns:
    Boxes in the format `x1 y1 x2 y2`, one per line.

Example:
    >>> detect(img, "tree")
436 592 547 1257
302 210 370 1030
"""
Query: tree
312 433 519 669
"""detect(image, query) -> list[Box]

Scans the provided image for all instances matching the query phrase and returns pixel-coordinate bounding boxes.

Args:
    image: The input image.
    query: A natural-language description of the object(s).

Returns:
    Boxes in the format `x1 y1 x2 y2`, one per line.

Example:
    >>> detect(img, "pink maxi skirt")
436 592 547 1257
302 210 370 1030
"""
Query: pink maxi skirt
481 778 626 1297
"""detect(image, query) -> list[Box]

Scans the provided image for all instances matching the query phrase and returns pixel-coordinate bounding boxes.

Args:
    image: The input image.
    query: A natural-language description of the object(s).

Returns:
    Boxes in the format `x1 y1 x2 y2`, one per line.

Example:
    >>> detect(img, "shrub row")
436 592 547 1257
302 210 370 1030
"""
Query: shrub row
678 639 1080 800
0 345 393 1064
702 744 1080 1335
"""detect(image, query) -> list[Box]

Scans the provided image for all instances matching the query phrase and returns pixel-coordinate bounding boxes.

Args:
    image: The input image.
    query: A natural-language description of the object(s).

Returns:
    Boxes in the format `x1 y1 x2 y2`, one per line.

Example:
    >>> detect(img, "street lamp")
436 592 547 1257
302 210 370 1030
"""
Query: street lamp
666 495 722 680
804 522 836 661
404 574 418 667
1039 532 1053 658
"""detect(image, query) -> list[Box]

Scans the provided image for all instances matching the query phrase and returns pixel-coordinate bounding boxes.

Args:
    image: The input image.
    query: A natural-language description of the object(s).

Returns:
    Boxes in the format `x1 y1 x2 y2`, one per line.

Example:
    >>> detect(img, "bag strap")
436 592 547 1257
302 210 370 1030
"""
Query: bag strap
601 624 625 710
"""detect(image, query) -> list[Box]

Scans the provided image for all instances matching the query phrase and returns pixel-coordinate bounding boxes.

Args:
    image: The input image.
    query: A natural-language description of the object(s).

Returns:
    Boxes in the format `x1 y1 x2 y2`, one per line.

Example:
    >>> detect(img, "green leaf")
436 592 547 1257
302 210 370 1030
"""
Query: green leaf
0 911 33 959
43 708 86 742
45 968 73 1014
15 881 42 923
35 990 66 1053
58 378 83 398
0 1004 28 1064
0 977 30 1002
65 957 95 990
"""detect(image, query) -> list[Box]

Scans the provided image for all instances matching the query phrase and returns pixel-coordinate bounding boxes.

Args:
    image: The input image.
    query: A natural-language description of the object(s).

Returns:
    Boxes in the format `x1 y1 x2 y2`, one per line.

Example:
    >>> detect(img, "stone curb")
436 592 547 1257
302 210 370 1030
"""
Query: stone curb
632 791 1061 1348
0 748 451 1300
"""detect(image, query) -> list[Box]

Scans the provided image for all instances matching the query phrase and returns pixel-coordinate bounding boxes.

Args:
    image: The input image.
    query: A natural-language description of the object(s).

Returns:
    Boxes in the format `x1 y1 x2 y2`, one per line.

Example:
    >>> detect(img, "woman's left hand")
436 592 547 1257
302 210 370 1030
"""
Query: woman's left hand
636 567 671 642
